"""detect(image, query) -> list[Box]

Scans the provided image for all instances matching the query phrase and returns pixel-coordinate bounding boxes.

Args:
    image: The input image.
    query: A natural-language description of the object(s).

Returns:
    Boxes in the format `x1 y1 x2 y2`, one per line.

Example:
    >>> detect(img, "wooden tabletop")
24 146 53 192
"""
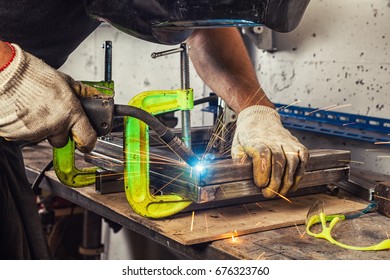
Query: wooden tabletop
22 141 390 260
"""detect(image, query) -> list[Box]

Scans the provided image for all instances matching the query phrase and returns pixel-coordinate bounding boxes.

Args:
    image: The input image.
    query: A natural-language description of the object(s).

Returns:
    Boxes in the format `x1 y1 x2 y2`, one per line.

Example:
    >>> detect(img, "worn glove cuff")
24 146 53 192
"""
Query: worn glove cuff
237 105 281 125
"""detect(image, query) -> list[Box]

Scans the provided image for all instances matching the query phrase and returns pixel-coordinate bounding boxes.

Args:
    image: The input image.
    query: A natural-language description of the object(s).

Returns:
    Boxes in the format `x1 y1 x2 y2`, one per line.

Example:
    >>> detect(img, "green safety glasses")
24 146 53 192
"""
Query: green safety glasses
305 200 390 251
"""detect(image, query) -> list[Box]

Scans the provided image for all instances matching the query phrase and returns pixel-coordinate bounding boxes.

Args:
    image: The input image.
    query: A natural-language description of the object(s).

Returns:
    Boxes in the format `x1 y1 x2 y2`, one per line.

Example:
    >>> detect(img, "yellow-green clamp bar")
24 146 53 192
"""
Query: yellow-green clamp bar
125 89 194 218
53 81 115 187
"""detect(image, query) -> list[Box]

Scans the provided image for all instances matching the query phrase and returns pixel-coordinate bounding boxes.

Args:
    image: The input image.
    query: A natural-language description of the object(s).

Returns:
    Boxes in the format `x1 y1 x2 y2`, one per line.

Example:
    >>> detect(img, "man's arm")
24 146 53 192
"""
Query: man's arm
185 28 274 113
185 28 309 198
0 40 98 152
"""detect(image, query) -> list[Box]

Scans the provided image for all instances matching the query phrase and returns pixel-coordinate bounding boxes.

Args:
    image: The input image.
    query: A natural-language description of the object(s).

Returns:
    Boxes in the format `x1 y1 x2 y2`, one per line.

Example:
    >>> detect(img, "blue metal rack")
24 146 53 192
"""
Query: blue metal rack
275 103 390 144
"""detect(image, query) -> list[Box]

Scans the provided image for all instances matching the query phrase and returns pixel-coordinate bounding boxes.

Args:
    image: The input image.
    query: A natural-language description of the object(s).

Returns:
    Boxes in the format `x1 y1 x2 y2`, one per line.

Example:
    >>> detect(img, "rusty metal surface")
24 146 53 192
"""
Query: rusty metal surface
85 133 351 203
375 182 390 217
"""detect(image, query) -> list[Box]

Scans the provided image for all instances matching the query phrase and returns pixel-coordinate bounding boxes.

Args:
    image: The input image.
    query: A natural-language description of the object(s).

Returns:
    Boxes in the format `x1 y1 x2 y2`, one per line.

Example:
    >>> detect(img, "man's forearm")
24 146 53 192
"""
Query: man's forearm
185 28 274 114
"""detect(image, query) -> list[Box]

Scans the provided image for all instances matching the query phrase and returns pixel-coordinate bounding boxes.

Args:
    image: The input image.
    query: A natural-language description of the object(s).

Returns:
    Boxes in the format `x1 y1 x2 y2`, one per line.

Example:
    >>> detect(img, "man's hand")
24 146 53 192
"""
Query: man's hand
232 105 309 198
0 43 99 153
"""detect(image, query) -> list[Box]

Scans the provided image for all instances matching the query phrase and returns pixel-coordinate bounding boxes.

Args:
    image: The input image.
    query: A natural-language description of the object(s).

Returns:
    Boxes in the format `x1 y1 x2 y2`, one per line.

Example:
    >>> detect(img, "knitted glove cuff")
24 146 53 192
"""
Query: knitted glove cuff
237 105 280 125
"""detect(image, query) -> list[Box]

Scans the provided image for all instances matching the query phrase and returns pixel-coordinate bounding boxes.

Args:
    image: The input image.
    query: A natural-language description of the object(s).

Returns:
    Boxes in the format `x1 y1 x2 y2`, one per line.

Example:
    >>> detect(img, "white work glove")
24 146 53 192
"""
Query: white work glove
0 44 98 153
232 105 309 198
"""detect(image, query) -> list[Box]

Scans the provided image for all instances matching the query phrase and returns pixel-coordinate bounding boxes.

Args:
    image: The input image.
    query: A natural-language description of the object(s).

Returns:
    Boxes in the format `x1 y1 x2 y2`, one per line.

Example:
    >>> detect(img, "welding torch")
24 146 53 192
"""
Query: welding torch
115 104 199 167
79 90 199 168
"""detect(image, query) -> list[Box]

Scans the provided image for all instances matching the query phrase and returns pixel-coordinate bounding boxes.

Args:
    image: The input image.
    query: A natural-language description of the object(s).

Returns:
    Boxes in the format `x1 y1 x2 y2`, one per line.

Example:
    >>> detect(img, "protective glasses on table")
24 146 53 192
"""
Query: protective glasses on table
305 200 390 251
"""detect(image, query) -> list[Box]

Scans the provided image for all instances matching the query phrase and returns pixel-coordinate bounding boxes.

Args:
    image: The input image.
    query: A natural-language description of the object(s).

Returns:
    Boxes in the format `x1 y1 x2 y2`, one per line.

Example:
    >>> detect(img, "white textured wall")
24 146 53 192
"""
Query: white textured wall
59 24 211 127
256 0 390 117
252 0 390 174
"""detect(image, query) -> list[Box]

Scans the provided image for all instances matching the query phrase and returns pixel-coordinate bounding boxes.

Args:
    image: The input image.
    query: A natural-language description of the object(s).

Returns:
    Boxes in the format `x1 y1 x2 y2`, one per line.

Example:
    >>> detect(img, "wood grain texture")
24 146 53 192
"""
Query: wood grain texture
46 175 366 246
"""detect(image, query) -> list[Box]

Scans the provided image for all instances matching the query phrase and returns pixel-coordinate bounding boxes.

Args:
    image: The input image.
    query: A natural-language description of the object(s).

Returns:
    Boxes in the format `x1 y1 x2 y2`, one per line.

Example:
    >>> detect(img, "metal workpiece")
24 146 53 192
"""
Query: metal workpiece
149 149 351 187
375 182 390 218
150 166 349 204
85 130 352 204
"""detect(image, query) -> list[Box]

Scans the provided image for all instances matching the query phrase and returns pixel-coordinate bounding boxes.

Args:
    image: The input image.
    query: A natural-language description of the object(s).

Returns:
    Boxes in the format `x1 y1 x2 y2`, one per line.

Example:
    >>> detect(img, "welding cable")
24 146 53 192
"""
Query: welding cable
114 104 200 167
31 160 54 194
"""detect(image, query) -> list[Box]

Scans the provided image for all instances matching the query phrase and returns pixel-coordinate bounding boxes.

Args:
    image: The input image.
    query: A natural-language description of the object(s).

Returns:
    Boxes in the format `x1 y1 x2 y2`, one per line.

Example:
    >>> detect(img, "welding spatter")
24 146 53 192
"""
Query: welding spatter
114 104 200 167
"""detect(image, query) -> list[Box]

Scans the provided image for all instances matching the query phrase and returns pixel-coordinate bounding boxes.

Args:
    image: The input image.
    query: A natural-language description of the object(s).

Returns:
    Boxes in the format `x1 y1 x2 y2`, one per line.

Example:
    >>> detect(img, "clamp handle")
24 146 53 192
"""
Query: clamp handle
53 81 115 187
125 89 194 218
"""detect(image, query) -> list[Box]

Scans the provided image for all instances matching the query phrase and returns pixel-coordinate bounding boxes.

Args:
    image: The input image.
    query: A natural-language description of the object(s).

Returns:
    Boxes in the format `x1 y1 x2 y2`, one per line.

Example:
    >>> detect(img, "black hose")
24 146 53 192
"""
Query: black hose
114 105 199 167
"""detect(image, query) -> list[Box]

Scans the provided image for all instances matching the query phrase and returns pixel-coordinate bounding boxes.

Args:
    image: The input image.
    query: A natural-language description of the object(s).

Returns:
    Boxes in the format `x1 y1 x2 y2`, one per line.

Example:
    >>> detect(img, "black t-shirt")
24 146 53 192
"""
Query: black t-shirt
0 0 101 69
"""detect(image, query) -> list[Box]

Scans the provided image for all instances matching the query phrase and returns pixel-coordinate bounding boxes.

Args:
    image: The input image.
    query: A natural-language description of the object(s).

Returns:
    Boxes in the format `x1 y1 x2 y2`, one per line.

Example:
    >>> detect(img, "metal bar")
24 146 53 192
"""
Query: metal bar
104 41 112 81
151 47 183 58
80 210 103 260
180 43 192 150
86 147 351 203
151 167 350 203
148 149 350 186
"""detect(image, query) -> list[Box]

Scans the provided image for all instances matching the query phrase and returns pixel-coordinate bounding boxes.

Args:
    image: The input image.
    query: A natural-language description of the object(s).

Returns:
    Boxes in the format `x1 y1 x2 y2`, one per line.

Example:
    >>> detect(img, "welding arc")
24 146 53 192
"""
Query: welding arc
114 104 200 167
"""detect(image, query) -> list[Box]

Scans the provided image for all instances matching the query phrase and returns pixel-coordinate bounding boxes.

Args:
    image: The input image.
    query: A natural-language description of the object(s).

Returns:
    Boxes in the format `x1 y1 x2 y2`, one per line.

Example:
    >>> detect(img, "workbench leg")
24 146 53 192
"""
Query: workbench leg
79 209 104 260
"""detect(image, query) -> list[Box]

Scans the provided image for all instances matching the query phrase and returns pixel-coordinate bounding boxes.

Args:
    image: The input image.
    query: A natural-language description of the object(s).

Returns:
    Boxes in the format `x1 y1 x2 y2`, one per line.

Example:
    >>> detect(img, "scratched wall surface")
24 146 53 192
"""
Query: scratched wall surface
252 0 390 175
256 0 390 117
59 24 212 128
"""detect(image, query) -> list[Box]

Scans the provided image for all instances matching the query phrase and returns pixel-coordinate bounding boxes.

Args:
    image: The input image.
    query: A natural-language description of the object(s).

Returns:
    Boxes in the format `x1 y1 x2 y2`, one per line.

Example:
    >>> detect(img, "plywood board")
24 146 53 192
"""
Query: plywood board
59 178 367 245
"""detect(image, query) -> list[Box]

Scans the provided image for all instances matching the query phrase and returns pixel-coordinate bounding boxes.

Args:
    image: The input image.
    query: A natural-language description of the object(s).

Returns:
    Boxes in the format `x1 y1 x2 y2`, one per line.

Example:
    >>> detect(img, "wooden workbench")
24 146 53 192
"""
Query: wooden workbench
22 141 390 260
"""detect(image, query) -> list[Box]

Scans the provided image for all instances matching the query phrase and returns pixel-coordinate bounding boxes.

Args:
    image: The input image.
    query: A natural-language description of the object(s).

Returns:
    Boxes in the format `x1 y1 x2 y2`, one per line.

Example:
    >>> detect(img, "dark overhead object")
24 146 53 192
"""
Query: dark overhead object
85 0 310 44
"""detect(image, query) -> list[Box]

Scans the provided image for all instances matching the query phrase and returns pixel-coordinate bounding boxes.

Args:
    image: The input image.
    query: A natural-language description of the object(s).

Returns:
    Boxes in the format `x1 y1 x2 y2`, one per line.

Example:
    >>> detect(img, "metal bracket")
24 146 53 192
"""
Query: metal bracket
241 26 276 51
276 103 390 144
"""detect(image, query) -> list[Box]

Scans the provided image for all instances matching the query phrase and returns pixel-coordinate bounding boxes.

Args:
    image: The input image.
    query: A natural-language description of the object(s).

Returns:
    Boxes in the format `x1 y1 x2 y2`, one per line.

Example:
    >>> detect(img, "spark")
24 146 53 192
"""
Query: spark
375 142 390 145
240 86 265 111
277 100 301 111
255 252 266 260
231 230 239 242
267 189 293 203
276 160 284 168
153 172 184 195
240 154 248 165
260 157 267 171
338 159 365 164
294 223 306 238
306 104 352 115
204 214 209 233
255 221 262 226
190 211 195 232
365 149 390 152
372 194 390 202
219 186 229 199
243 204 251 217
212 133 226 142
342 122 357 126
255 203 263 209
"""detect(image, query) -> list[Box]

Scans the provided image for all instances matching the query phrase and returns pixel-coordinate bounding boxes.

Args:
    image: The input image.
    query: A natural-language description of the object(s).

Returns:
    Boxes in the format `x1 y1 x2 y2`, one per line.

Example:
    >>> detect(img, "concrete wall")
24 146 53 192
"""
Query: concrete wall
252 0 390 174
59 24 212 128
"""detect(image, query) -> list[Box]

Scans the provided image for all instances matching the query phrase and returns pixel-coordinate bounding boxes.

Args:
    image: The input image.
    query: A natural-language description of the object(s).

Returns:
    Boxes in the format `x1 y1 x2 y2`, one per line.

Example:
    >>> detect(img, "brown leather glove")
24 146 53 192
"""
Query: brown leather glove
0 43 99 152
231 105 309 198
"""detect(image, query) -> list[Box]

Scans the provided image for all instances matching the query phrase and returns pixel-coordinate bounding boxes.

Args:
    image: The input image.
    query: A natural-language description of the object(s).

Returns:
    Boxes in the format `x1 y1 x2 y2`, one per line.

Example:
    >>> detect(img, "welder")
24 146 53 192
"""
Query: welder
0 0 309 259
